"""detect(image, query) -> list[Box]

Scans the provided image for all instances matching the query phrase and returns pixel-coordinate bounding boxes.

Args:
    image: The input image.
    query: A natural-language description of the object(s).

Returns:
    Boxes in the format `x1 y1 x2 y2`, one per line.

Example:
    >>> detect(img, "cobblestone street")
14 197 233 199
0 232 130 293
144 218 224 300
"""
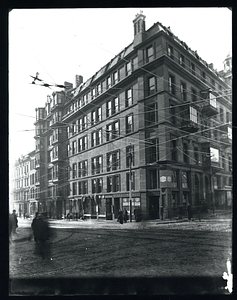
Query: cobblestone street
9 215 232 295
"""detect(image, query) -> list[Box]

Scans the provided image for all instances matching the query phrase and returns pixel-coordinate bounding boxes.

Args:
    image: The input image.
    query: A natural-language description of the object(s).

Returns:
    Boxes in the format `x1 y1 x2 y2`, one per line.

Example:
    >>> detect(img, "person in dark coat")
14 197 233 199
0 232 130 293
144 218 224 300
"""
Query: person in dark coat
160 205 164 220
31 213 51 259
118 210 123 224
134 208 138 222
187 203 193 220
31 212 40 242
10 210 18 234
123 209 128 223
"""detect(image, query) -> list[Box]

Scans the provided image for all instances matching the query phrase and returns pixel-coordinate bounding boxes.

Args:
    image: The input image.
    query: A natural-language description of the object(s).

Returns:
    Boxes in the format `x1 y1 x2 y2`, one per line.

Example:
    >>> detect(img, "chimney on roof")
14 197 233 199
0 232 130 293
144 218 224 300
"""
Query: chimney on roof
133 12 146 47
64 81 73 90
208 63 214 69
75 75 83 88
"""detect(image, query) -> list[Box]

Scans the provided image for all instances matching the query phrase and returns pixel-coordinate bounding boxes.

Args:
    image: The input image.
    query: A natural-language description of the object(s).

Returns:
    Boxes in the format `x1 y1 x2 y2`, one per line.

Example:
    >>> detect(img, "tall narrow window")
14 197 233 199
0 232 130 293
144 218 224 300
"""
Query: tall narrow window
147 139 159 163
106 124 113 141
91 110 96 126
149 170 157 189
91 88 96 100
107 176 112 192
114 97 119 114
202 71 206 83
113 121 119 139
168 74 175 95
91 132 96 147
180 82 187 101
126 61 131 76
113 71 118 85
148 76 156 95
72 141 77 155
97 107 102 122
191 88 197 102
226 111 231 124
179 54 185 67
125 88 133 107
171 140 177 161
97 83 101 96
126 145 135 167
190 107 197 123
106 100 112 117
191 62 195 75
126 114 133 134
147 102 158 126
72 163 77 179
107 76 111 89
220 107 224 122
167 44 174 59
146 45 154 63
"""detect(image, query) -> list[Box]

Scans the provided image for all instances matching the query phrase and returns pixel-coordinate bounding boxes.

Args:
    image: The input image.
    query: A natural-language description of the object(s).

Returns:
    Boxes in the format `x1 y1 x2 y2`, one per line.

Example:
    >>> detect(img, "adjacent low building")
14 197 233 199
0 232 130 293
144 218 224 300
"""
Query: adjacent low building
11 150 37 217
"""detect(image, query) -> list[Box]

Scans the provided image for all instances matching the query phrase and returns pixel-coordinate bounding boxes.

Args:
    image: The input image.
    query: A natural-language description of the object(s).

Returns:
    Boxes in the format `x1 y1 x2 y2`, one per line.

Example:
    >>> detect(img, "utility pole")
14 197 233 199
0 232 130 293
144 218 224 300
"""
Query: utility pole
129 144 132 222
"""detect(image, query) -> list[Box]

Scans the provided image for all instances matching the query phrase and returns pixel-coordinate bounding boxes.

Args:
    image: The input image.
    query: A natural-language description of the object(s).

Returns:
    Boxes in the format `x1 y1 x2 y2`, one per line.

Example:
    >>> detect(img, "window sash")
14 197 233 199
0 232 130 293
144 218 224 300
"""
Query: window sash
126 89 132 107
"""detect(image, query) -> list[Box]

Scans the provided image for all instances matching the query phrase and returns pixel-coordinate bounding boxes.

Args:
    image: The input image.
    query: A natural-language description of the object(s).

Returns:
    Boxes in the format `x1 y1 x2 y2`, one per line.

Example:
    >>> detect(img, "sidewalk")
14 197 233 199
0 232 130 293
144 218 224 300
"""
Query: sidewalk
11 209 231 243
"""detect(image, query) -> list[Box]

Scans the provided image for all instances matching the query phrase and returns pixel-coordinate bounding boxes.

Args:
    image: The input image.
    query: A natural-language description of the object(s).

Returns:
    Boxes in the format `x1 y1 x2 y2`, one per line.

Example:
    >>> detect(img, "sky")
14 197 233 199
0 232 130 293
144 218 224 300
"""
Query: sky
9 7 232 167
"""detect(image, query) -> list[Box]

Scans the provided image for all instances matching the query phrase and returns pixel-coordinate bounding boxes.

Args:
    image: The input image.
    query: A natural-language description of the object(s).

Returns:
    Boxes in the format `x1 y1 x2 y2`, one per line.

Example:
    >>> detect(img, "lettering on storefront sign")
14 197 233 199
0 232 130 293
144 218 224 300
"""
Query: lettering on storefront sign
160 176 166 183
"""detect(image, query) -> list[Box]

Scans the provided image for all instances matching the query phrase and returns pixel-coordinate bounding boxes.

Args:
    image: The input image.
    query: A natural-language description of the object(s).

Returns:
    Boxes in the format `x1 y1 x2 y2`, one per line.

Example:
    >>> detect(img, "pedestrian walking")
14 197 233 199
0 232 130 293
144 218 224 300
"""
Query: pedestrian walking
160 205 164 220
123 208 128 223
9 209 18 234
118 210 123 224
31 213 51 259
31 212 40 243
134 208 138 222
187 202 193 221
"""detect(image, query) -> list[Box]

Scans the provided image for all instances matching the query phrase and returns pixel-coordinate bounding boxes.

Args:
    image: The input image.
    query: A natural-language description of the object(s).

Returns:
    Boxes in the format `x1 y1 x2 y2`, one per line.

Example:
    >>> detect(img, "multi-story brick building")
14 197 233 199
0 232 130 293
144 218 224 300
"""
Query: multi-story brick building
12 150 36 217
15 13 232 220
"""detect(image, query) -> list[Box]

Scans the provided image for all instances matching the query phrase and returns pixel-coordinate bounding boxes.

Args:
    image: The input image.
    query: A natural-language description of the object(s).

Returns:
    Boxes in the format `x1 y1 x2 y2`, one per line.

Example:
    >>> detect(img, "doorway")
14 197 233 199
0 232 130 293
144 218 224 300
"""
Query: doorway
114 198 120 219
149 196 159 219
106 198 112 220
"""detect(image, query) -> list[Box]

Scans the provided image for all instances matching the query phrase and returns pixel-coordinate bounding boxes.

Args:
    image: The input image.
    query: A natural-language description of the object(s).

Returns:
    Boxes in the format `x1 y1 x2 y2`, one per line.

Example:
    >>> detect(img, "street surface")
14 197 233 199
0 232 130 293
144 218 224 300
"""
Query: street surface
9 215 232 295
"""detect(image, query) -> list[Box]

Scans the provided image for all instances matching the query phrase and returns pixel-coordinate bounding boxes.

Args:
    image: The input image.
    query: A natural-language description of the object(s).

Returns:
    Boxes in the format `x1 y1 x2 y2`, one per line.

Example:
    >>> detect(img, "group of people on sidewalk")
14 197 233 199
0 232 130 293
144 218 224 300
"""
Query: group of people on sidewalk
117 209 128 224
117 208 144 224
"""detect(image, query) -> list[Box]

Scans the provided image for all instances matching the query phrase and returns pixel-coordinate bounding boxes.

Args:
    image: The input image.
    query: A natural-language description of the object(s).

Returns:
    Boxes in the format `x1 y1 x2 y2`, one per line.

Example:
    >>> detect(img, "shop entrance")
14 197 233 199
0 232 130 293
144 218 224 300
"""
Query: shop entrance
149 196 159 219
106 198 112 220
114 198 120 219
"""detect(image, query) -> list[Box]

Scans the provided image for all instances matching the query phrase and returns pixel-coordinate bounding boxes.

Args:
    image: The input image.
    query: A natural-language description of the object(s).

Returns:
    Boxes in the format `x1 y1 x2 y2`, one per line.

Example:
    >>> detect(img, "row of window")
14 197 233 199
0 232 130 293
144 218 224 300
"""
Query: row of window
69 115 134 155
167 43 224 92
64 60 136 117
71 146 135 179
171 139 232 170
14 188 40 201
71 173 135 195
67 89 133 138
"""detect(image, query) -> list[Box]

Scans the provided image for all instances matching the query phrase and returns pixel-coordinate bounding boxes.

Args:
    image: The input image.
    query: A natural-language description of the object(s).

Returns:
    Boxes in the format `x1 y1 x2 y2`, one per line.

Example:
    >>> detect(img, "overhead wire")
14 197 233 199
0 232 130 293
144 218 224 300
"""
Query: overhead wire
14 27 232 187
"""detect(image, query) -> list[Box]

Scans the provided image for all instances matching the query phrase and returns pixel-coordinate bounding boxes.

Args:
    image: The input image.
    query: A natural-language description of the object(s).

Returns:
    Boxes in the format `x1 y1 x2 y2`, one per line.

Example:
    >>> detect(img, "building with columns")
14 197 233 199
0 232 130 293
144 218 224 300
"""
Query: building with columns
13 13 232 220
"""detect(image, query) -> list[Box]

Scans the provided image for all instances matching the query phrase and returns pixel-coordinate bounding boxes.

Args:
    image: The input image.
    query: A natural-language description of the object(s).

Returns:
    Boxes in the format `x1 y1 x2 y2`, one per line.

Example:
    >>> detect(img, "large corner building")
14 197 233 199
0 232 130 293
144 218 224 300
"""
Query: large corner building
13 13 232 220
